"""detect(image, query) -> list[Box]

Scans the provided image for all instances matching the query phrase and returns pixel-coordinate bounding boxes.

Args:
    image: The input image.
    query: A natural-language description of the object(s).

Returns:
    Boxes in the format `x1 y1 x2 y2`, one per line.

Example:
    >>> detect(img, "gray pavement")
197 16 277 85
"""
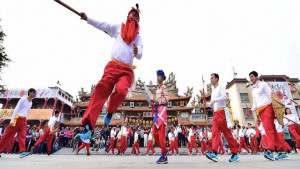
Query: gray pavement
0 148 299 169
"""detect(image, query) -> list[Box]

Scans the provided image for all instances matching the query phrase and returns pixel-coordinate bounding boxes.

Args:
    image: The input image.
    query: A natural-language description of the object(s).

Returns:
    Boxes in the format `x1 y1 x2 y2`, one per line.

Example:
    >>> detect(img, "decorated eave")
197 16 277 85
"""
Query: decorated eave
117 106 194 112
259 75 300 82
226 78 248 89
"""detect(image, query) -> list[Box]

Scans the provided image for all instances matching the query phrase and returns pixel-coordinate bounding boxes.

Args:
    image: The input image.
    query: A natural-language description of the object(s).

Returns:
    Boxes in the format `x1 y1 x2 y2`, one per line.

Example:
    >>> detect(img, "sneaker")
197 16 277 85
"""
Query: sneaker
156 155 168 164
139 153 142 156
275 152 289 160
176 153 179 156
146 154 149 156
47 152 52 156
19 152 30 158
104 113 113 126
206 152 218 162
189 152 192 156
289 150 295 155
106 152 108 156
229 154 240 162
153 153 156 156
257 152 261 155
197 153 201 156
0 154 1 158
264 151 275 161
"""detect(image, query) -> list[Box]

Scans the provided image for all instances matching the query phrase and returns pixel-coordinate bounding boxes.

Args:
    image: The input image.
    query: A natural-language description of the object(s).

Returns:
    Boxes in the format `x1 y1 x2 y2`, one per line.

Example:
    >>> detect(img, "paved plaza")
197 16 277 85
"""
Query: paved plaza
0 148 299 169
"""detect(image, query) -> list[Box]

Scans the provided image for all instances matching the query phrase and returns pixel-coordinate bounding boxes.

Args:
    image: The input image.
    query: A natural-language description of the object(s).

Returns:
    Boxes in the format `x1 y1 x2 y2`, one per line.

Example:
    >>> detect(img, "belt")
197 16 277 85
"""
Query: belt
13 114 26 127
215 108 225 112
111 59 136 69
256 103 272 114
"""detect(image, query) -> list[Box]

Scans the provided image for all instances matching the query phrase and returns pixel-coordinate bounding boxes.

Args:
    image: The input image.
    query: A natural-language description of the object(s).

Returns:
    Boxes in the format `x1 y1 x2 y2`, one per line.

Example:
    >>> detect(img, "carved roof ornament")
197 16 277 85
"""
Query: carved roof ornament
184 86 193 96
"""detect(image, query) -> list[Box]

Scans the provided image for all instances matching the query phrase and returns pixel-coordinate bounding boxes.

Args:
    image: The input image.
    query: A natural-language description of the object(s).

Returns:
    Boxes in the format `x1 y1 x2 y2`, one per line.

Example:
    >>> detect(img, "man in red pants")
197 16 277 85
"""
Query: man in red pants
188 126 199 156
248 71 289 160
275 118 292 153
237 125 250 154
79 4 143 129
31 110 59 155
152 70 169 164
199 128 210 155
205 73 239 162
131 129 141 155
106 127 116 155
146 129 156 156
247 123 258 154
120 125 128 156
0 88 36 158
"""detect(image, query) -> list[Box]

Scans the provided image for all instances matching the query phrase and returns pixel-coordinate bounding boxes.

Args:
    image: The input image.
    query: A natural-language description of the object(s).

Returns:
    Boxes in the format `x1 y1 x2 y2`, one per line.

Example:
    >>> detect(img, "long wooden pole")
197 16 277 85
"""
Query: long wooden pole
54 0 81 16
202 76 208 134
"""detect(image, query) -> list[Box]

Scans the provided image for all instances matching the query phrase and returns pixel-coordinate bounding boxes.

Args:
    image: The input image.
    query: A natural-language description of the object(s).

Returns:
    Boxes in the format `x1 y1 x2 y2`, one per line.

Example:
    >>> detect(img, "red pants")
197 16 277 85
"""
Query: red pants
78 143 90 155
121 135 128 153
146 140 155 154
278 132 292 151
250 136 258 153
208 139 212 151
200 140 210 153
0 118 27 153
212 109 238 154
174 136 179 154
188 136 198 153
106 137 115 154
82 61 133 128
168 140 175 154
152 123 167 156
238 137 250 153
131 141 140 154
288 124 300 149
34 127 54 153
259 104 285 152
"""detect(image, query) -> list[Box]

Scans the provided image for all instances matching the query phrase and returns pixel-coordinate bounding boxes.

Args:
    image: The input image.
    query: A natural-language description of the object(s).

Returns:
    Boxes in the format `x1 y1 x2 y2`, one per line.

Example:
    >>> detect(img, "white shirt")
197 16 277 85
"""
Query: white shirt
175 127 181 137
207 131 212 139
232 132 237 139
238 129 245 137
10 97 32 123
284 114 300 126
120 126 128 136
207 85 227 111
134 132 139 142
48 116 58 132
168 132 175 141
110 129 116 138
251 81 272 112
199 131 206 138
87 18 143 67
148 133 153 141
116 131 122 139
0 128 3 136
274 121 283 133
247 128 256 137
258 122 266 135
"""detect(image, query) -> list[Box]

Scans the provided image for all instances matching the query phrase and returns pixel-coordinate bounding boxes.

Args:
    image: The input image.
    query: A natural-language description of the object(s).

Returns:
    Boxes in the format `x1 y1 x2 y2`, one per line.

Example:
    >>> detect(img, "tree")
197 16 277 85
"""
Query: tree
0 18 11 90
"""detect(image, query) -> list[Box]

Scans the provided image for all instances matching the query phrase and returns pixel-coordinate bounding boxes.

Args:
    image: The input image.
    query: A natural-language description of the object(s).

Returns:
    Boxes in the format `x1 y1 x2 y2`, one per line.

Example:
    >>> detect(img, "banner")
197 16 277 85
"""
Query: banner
268 82 299 119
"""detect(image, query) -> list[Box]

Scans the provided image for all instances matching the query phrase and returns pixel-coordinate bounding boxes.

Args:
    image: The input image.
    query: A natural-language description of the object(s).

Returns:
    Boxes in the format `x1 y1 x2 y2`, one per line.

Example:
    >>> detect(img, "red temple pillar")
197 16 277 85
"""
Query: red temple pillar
59 102 65 124
4 98 10 109
43 98 48 109
52 98 58 116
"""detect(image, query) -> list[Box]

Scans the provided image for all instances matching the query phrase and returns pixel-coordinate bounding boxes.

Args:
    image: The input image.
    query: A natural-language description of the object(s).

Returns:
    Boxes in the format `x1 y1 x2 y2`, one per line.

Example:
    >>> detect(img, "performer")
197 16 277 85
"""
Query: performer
174 125 181 155
146 129 156 156
74 125 92 156
115 130 122 155
131 129 141 155
237 125 250 154
284 108 300 153
207 127 213 151
188 126 199 156
275 118 293 153
120 125 128 156
167 127 176 156
0 88 36 158
199 128 210 154
257 120 267 153
80 4 143 129
247 123 259 154
31 110 59 155
106 127 116 155
205 73 239 162
152 70 169 164
248 71 288 160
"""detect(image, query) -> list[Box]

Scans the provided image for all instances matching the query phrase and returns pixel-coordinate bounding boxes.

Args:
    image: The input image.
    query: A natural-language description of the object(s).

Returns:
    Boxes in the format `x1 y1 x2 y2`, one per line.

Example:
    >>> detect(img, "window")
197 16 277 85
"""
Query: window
240 93 250 103
130 102 134 108
243 108 253 119
168 101 172 107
